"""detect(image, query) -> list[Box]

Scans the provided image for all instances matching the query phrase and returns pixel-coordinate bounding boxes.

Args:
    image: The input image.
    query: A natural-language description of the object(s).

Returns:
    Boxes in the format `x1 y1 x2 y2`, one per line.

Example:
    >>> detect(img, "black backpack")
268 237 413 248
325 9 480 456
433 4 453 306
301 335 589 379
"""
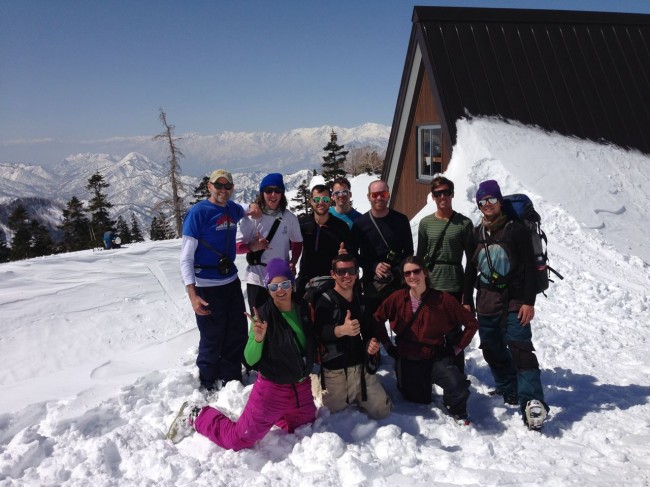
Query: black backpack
502 194 563 294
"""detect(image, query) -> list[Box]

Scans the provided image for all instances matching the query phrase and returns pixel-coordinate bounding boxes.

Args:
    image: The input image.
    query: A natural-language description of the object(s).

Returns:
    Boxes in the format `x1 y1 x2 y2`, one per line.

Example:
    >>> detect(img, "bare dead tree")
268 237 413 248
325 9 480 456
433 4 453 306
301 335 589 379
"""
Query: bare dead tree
346 146 385 176
153 109 184 238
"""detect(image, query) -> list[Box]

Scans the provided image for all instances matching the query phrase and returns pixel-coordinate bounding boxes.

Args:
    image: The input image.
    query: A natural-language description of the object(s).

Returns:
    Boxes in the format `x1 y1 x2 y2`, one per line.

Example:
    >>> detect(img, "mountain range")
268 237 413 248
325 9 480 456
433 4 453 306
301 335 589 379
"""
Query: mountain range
0 123 389 242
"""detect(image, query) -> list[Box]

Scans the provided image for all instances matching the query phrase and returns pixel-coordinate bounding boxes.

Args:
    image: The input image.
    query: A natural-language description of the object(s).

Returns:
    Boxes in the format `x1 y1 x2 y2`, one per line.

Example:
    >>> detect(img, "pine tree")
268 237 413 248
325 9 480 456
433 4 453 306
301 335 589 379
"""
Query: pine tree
115 215 132 244
0 239 9 263
86 172 115 243
130 213 145 242
191 176 210 205
58 196 92 252
290 179 311 218
149 217 160 241
321 130 349 184
8 205 32 261
29 220 54 257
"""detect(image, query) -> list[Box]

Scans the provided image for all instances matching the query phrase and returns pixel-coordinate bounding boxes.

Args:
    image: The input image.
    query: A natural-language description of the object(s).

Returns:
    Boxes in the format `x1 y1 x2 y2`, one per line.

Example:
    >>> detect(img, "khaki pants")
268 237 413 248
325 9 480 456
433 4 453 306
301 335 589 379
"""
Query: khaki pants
319 364 392 420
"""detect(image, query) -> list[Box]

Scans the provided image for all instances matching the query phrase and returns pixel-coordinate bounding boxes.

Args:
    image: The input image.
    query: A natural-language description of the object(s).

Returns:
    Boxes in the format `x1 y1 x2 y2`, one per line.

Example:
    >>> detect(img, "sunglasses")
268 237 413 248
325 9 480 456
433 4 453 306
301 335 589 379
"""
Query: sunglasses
332 189 350 197
267 279 292 292
212 182 234 190
403 268 423 277
312 196 331 204
334 266 357 277
478 197 499 207
369 190 389 199
432 189 453 198
263 187 283 195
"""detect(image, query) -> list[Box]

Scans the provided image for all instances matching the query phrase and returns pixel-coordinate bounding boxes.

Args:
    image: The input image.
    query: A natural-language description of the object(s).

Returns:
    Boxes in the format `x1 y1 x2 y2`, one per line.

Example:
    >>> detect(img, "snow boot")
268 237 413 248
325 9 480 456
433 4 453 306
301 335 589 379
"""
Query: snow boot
524 399 547 431
166 401 203 443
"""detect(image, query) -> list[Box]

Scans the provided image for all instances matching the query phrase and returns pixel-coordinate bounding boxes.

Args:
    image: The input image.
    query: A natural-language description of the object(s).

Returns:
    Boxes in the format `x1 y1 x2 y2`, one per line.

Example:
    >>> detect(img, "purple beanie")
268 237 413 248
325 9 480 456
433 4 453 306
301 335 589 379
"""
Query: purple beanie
264 258 295 286
259 173 285 193
476 180 504 206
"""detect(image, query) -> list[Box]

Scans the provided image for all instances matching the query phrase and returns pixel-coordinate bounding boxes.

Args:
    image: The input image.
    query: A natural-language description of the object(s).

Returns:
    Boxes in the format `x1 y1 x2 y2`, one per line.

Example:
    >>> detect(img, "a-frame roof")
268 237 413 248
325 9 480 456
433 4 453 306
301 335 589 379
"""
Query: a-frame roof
408 6 650 154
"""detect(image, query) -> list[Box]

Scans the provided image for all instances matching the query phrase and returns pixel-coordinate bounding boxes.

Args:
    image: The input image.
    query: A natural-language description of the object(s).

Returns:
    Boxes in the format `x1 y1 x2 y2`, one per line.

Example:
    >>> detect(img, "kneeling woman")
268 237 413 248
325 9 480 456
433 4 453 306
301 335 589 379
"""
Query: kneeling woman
373 256 479 421
168 258 317 449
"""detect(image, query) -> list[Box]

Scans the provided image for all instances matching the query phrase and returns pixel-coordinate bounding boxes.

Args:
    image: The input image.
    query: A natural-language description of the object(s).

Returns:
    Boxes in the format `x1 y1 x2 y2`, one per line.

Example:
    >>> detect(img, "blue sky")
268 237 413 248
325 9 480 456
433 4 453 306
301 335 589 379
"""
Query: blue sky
1 0 649 163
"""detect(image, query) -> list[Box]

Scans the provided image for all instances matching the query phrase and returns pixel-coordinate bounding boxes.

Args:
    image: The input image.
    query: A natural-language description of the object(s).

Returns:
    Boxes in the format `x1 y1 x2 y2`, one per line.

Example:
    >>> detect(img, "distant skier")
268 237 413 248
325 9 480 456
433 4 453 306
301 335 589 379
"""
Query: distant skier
103 230 114 250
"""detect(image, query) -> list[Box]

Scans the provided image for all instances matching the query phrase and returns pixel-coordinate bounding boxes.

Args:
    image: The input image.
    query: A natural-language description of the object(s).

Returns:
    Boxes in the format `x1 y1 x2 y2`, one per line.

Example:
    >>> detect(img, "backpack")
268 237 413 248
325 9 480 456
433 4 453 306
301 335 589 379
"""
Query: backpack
501 194 563 294
303 276 342 364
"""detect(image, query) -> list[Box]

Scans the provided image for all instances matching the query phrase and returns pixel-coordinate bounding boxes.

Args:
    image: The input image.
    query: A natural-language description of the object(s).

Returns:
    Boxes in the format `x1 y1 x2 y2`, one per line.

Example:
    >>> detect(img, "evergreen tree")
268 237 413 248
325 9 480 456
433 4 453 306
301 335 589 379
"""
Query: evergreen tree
191 176 210 205
0 239 9 263
149 217 160 241
86 172 115 243
320 130 349 184
29 220 54 257
130 213 145 242
115 215 132 244
58 196 91 252
290 179 311 218
8 205 32 261
150 213 174 241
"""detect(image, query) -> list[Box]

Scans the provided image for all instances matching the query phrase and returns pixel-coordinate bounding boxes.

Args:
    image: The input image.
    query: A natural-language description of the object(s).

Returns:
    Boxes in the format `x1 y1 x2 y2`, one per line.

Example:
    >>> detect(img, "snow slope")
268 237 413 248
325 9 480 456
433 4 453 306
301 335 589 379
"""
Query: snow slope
1 118 649 486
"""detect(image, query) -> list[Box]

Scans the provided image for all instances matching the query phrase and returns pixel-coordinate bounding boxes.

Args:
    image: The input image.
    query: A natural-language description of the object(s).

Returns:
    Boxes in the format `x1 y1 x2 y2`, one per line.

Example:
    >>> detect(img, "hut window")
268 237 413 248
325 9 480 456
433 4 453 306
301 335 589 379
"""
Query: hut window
417 125 442 179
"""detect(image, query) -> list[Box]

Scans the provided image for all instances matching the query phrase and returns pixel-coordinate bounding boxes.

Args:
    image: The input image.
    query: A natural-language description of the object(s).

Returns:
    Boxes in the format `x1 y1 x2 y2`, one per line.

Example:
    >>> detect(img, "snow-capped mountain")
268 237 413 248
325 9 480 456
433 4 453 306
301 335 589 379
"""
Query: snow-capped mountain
0 123 388 241
1 123 390 177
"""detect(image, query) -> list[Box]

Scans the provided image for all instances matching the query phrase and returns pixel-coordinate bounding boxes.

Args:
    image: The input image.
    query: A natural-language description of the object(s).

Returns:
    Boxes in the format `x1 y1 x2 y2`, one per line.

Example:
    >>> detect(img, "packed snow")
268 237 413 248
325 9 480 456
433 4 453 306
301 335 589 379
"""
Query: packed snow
1 118 649 486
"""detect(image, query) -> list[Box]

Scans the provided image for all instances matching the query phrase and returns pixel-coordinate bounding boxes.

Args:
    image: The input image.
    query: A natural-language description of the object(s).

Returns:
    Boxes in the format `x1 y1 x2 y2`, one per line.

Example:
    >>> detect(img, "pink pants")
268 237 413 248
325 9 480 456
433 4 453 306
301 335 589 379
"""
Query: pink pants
194 374 316 451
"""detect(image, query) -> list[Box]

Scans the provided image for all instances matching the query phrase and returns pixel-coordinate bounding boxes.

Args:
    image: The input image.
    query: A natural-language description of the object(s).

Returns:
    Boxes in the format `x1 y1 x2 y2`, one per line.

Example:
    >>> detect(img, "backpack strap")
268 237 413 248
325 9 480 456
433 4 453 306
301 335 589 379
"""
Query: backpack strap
426 211 455 272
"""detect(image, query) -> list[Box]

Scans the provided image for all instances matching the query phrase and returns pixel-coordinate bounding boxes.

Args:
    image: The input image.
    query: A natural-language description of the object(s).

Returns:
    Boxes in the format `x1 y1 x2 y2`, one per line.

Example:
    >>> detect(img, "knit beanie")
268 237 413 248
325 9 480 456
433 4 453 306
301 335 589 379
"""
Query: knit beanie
475 179 504 206
264 258 295 286
259 173 285 193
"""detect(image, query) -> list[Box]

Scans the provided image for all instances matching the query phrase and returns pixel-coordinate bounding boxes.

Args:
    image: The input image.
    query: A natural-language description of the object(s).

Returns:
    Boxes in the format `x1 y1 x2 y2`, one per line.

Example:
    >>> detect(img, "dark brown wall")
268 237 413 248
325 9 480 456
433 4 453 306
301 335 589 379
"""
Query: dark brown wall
392 69 452 219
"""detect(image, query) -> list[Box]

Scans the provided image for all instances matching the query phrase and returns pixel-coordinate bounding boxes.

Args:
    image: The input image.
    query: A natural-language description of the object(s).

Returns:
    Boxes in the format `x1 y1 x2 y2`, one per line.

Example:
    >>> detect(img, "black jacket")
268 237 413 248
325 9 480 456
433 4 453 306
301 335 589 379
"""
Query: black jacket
254 298 316 384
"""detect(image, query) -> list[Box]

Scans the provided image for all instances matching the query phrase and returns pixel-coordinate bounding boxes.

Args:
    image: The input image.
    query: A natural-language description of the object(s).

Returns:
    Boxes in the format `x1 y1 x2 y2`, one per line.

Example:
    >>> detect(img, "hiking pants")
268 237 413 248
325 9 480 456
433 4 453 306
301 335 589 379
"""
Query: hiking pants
195 280 248 388
478 312 547 413
194 374 316 451
322 364 392 420
431 356 470 417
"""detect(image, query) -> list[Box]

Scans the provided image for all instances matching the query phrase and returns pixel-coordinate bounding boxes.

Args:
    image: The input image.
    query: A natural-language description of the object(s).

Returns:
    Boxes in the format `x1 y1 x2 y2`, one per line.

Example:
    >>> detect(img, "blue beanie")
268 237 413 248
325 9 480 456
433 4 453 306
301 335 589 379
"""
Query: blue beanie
259 173 285 193
264 258 295 286
476 180 504 206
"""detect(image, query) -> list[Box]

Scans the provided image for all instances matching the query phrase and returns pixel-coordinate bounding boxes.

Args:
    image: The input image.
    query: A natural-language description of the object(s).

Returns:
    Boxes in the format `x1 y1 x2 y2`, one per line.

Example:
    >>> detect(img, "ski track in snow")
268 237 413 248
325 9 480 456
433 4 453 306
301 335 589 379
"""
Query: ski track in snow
1 119 650 486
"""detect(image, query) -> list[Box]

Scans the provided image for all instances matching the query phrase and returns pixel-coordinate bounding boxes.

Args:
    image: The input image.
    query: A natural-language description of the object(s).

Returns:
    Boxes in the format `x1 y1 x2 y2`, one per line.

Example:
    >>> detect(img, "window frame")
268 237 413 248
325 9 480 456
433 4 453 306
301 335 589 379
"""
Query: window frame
416 124 443 181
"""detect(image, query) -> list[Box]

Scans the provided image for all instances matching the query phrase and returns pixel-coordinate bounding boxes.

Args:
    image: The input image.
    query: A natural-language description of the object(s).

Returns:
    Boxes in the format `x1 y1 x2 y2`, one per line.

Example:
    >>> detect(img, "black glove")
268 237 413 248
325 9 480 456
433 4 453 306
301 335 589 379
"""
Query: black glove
387 345 400 360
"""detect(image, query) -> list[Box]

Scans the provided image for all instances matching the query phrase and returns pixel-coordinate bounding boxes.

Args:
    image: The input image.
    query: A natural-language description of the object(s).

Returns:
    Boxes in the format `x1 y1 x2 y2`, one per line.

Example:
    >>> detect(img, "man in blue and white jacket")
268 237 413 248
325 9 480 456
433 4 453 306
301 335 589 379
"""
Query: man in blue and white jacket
180 169 248 392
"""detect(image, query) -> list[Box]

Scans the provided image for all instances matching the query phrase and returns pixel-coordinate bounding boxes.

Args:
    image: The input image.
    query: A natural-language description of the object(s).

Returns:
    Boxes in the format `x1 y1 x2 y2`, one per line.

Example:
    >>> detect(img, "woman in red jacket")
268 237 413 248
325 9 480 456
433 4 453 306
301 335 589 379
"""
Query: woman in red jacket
374 256 478 421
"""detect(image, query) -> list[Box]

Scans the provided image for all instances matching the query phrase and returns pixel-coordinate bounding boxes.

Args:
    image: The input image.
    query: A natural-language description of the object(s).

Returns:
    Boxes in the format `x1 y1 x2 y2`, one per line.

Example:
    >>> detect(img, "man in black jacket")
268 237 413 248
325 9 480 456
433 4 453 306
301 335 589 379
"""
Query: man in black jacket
296 184 354 297
314 254 391 419
351 180 413 325
464 179 549 431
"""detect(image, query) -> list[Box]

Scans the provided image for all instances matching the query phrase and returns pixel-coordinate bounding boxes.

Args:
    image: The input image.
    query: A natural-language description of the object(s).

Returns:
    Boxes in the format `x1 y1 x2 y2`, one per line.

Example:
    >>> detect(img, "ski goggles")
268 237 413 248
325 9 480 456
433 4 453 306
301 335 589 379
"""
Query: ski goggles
312 196 331 204
478 197 499 207
267 280 292 292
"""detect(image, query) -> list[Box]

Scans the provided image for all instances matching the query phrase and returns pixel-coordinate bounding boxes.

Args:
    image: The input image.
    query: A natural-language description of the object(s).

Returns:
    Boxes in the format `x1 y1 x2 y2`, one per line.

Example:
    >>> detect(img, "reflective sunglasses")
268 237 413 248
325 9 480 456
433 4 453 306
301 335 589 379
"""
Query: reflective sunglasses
478 197 499 207
263 187 283 195
432 188 453 198
267 279 292 292
369 190 389 199
403 268 423 277
312 196 331 204
212 182 234 190
332 189 350 197
334 266 357 277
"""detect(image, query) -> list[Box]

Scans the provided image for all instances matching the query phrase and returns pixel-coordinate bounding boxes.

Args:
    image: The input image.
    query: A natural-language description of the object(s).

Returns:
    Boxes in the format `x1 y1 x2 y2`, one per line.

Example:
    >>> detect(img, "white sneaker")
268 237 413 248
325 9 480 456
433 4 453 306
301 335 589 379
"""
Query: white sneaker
524 400 547 431
166 401 203 443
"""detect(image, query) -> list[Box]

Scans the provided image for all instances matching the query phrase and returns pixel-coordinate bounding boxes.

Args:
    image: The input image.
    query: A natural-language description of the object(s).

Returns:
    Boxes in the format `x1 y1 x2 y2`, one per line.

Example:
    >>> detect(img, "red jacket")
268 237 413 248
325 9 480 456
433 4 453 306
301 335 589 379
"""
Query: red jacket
374 288 478 360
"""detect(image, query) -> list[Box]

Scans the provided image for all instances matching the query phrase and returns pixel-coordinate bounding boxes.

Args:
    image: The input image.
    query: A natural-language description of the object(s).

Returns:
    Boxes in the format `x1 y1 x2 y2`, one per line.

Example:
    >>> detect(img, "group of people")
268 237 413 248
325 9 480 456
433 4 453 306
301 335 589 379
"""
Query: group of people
169 169 550 450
